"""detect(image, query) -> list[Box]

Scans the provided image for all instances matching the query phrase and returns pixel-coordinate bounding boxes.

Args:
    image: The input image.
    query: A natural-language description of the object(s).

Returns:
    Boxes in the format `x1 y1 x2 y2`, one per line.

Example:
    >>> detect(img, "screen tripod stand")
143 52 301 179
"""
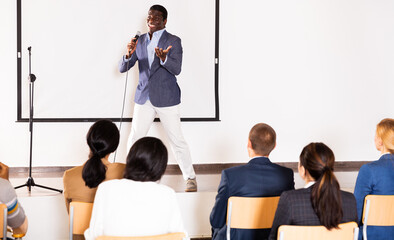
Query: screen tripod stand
15 46 63 193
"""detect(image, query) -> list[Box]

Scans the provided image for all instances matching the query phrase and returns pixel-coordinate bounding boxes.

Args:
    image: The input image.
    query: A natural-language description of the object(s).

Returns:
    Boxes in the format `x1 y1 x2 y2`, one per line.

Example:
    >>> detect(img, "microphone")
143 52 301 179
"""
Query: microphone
132 31 141 42
127 31 141 57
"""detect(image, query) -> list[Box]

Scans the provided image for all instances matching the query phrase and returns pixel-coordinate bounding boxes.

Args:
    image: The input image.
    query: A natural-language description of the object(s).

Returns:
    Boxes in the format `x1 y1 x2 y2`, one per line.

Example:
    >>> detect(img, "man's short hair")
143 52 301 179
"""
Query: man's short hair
150 5 168 20
249 123 276 156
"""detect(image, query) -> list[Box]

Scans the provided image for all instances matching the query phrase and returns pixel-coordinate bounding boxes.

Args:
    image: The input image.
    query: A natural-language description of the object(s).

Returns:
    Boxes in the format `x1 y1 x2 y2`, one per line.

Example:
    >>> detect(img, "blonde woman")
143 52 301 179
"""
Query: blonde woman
354 118 394 239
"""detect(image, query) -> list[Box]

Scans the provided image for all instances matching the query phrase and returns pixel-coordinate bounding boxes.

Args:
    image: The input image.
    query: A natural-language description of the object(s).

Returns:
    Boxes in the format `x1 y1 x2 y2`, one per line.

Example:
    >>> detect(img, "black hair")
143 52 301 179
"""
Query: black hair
300 142 342 230
124 137 168 182
150 4 168 20
82 119 119 188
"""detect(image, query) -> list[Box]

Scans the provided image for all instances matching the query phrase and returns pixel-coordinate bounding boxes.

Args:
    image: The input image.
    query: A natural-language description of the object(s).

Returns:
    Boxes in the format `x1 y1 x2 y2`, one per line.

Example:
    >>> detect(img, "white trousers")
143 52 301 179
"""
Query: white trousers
127 101 196 180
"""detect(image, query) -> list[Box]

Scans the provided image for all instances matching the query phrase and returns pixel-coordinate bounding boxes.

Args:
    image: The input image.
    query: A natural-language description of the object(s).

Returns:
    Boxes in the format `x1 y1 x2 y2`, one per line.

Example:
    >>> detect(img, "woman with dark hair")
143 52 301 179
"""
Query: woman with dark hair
63 119 125 212
84 137 186 240
354 118 394 239
269 142 357 239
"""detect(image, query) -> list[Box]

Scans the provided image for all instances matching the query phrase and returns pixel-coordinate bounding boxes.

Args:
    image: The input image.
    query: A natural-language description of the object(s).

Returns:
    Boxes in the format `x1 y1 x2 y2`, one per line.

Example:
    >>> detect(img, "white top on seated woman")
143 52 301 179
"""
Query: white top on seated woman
84 137 187 240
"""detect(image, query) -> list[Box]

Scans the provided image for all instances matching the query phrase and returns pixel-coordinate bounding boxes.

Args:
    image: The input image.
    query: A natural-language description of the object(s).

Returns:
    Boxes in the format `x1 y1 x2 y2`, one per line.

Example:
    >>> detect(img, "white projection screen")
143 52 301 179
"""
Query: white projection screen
18 0 218 121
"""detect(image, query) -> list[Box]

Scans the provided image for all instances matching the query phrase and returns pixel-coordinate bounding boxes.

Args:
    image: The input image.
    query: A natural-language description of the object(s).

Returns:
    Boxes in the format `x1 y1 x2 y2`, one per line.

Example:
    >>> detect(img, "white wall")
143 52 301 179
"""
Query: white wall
1 0 393 168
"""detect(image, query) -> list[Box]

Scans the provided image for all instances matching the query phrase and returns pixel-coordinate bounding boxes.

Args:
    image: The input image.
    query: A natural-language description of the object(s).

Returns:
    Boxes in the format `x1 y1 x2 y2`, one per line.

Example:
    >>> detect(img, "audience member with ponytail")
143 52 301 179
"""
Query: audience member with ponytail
84 137 186 240
354 118 394 239
269 142 357 239
63 119 125 213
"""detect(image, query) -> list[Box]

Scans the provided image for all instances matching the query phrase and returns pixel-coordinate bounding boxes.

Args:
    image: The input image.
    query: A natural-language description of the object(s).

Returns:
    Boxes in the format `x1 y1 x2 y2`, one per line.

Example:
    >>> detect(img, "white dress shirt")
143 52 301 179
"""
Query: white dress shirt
147 28 166 68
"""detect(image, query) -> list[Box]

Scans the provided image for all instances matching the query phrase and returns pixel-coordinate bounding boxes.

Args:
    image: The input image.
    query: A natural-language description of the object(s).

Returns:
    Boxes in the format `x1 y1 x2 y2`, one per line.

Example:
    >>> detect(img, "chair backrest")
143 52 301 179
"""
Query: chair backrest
0 204 7 240
362 195 394 240
226 196 280 240
95 232 187 240
362 195 394 226
277 222 359 240
69 202 93 239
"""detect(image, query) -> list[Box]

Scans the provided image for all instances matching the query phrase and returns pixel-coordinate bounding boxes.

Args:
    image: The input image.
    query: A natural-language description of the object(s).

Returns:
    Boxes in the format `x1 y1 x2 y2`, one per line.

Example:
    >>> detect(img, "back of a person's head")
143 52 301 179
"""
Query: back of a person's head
124 137 168 182
300 142 342 230
376 118 394 154
249 123 276 156
82 119 120 188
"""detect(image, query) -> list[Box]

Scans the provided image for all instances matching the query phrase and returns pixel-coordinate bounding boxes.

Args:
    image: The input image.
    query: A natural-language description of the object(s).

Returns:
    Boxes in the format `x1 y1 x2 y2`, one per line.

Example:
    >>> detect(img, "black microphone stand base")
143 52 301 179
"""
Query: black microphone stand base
15 177 63 193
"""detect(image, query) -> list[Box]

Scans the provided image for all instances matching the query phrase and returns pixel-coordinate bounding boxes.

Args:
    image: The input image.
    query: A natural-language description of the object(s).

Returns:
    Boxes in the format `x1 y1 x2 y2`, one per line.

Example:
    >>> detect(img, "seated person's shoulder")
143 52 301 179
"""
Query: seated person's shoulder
281 188 308 201
63 165 84 182
64 165 83 176
224 164 245 173
106 163 126 179
159 182 176 193
364 155 393 169
99 178 119 188
272 162 293 172
340 190 356 201
111 162 126 169
0 162 9 180
0 177 13 191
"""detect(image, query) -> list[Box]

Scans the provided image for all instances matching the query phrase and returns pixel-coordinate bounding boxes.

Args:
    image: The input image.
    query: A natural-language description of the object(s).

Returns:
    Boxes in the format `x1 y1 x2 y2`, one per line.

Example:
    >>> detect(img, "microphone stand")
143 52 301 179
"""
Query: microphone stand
15 46 63 193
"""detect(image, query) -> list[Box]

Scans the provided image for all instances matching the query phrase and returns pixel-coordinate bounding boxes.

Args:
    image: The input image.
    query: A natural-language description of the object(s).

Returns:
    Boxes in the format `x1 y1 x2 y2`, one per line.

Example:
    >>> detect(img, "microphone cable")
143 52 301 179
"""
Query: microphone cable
113 32 140 163
113 55 131 163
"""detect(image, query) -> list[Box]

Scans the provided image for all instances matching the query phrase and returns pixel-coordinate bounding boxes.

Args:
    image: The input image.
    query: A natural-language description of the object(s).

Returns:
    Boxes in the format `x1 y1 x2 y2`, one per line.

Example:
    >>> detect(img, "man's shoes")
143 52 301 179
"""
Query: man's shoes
185 178 197 192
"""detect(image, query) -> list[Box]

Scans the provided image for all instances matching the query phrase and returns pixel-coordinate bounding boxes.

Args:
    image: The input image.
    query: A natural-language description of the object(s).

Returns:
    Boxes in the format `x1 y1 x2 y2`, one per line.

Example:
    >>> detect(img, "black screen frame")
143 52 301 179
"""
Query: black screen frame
16 0 220 123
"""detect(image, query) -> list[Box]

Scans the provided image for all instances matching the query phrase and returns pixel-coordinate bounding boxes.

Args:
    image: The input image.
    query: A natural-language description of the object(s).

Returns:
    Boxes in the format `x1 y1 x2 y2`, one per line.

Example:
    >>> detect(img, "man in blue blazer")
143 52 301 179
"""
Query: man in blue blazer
210 123 295 240
119 5 197 192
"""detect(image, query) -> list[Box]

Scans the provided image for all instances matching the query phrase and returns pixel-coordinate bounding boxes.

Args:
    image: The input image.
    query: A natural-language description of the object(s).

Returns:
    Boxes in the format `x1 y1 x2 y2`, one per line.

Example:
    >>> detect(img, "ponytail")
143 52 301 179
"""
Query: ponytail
82 120 120 188
300 143 343 229
82 152 107 188
311 167 342 229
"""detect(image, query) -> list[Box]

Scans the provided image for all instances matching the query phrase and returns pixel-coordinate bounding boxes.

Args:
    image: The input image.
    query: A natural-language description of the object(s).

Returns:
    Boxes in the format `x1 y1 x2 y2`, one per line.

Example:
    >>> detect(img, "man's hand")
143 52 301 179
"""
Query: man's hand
155 45 172 62
126 38 138 59
0 162 9 180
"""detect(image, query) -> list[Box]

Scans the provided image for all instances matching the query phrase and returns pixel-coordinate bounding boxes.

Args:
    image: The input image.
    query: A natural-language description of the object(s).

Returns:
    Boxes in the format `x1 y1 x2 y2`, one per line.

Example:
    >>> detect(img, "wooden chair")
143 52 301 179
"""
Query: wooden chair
362 195 394 240
226 196 280 240
277 221 359 240
69 202 93 240
0 204 7 240
96 232 187 240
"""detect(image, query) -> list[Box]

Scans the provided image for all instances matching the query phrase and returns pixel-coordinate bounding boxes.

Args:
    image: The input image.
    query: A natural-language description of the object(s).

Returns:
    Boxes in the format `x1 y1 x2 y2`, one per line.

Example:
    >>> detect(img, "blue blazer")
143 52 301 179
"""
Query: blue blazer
210 157 295 240
119 31 182 107
354 153 394 240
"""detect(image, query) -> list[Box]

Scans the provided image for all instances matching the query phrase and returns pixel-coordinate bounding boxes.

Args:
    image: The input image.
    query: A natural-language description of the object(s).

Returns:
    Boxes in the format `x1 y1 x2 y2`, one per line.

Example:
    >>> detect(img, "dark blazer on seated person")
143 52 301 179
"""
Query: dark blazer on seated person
269 186 358 240
354 153 394 240
210 157 295 240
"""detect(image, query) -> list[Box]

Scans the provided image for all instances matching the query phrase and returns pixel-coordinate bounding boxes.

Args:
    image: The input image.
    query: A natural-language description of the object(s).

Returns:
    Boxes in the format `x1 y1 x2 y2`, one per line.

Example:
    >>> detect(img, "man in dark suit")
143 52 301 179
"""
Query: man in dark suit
210 123 295 240
119 5 197 192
